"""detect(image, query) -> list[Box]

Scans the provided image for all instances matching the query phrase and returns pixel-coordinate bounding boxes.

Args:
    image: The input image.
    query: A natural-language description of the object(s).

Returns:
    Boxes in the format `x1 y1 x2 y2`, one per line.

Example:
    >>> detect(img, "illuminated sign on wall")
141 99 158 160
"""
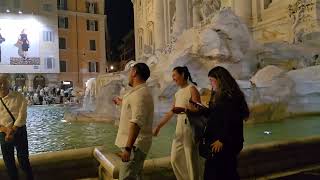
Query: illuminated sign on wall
0 14 59 73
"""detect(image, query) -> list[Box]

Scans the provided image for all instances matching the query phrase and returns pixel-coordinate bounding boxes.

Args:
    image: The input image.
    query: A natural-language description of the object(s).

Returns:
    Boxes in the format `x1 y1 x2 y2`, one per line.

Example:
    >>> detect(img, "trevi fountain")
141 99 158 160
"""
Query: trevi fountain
1 0 320 179
61 0 320 179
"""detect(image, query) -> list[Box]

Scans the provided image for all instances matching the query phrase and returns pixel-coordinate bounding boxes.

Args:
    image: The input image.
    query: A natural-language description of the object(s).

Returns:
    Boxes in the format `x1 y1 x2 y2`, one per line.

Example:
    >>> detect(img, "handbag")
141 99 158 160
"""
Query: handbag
186 101 215 159
199 136 215 159
187 100 217 159
186 111 208 142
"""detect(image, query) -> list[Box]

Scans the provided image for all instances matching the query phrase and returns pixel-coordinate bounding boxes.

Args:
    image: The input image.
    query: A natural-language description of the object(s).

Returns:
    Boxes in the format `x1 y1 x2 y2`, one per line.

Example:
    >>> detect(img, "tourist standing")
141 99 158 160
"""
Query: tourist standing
153 66 202 180
203 66 249 180
114 63 154 179
0 74 34 180
60 88 64 104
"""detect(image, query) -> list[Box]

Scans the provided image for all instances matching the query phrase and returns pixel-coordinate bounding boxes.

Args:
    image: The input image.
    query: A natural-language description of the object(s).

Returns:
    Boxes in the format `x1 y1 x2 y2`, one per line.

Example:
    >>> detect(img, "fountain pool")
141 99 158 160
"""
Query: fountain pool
1 106 319 159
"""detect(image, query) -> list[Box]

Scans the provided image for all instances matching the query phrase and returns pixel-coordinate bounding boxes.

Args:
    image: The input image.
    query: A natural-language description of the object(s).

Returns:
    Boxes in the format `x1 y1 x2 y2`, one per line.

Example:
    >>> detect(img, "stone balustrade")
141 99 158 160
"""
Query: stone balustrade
94 136 320 180
1 136 320 179
0 147 98 180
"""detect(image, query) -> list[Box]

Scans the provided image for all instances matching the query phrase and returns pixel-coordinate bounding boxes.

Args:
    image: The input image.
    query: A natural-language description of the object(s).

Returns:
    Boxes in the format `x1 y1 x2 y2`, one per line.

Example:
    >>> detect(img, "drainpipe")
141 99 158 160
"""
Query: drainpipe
76 0 80 86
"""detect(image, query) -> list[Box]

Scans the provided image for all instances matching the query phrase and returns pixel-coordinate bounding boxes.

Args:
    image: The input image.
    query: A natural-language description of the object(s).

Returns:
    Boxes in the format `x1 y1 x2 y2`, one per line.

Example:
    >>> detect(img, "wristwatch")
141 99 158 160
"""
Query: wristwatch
125 146 132 152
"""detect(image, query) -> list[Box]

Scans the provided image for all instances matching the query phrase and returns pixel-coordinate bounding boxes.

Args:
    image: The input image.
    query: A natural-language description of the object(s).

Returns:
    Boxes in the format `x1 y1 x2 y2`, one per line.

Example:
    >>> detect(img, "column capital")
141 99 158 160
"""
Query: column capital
131 0 136 5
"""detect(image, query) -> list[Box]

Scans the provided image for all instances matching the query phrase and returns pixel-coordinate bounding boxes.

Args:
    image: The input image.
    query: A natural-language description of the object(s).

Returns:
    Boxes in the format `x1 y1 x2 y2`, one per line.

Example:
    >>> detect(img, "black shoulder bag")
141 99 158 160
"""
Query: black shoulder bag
187 100 215 159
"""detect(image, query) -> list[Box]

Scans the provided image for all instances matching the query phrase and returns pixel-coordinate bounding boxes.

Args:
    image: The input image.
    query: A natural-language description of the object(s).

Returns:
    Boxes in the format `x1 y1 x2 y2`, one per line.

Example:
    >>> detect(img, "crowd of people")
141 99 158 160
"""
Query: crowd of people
0 62 249 180
12 85 78 106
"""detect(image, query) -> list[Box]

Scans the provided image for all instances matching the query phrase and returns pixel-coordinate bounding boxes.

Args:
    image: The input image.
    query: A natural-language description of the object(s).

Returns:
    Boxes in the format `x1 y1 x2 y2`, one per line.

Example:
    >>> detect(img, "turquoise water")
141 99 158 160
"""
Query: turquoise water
1 106 319 158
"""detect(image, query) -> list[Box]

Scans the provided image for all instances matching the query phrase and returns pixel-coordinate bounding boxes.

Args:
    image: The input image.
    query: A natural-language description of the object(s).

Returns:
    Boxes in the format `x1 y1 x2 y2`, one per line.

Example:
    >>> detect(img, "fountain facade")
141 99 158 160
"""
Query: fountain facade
68 0 320 123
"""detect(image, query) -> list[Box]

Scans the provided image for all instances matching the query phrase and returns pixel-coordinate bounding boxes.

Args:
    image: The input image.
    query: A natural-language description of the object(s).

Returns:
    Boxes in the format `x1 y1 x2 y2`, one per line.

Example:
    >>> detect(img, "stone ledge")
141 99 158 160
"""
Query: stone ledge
0 147 99 180
94 136 320 180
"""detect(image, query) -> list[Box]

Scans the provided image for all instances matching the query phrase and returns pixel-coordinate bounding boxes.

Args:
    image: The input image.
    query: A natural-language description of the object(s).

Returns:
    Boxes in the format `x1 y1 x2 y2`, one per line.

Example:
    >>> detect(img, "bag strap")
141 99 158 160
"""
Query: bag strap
0 98 16 123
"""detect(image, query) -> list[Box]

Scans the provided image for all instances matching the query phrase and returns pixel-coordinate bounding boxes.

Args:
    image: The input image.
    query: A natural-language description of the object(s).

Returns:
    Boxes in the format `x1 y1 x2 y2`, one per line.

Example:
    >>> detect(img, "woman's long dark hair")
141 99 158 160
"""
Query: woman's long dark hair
208 66 249 120
173 66 197 86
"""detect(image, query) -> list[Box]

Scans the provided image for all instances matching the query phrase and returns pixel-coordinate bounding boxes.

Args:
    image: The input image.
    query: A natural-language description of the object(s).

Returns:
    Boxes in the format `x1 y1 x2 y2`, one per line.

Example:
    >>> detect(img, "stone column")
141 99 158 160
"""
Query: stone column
154 0 165 50
192 0 201 26
252 0 262 24
131 0 139 60
233 0 252 25
174 0 188 36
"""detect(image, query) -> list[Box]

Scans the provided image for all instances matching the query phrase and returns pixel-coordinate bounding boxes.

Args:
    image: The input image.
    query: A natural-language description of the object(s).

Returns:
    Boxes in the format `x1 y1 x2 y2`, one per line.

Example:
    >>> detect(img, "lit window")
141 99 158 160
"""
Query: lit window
44 57 55 69
87 20 98 31
43 31 54 42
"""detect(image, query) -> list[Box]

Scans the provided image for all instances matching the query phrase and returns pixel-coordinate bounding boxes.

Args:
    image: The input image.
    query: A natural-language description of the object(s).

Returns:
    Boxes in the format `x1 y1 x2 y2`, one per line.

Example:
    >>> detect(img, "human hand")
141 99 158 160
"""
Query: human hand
5 133 14 142
121 150 131 162
112 97 122 105
152 126 161 136
4 128 15 142
172 107 186 114
211 140 223 153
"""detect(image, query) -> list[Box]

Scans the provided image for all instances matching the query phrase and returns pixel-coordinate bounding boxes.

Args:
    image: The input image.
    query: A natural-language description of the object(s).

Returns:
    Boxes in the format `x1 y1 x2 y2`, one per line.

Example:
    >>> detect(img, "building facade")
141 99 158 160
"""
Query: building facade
116 30 135 71
0 0 107 90
58 0 107 88
132 0 320 60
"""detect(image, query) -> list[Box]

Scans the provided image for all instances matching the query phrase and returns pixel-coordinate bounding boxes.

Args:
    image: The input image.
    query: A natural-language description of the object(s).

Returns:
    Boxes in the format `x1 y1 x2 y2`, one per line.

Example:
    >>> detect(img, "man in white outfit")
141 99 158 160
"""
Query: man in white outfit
114 63 154 180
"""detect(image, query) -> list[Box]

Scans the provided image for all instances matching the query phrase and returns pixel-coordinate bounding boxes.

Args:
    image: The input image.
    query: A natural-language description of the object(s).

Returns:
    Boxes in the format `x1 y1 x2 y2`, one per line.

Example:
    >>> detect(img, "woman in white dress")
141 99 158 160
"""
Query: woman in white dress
153 66 202 180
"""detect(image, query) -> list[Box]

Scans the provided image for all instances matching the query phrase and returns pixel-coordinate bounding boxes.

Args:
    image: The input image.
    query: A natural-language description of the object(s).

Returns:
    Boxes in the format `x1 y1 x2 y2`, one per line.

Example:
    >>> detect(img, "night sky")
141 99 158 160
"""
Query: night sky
105 0 134 60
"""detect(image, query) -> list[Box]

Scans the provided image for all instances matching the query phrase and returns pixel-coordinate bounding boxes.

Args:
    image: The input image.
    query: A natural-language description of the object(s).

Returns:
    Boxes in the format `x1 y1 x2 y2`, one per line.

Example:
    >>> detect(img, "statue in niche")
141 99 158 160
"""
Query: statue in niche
194 0 221 24
168 0 176 34
288 0 314 44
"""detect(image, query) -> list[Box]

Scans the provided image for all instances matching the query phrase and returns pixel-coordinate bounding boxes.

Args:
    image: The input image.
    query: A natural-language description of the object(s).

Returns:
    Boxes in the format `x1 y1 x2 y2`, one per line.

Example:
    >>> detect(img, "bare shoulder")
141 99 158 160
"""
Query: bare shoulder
189 85 200 94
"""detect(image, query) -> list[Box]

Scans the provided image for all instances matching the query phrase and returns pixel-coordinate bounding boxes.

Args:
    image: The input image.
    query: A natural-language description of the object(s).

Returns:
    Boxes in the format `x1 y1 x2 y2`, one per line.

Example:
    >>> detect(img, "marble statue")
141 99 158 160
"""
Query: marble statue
194 0 221 23
288 0 314 44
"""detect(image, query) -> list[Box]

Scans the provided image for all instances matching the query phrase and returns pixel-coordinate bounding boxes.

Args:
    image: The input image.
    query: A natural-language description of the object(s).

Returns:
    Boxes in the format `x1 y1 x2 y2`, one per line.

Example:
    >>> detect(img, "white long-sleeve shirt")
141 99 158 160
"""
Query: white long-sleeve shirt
0 91 27 128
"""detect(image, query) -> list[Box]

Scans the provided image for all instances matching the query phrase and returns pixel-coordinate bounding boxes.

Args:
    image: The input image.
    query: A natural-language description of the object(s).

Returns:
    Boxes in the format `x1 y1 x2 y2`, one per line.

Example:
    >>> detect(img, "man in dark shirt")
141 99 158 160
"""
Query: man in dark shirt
0 28 5 63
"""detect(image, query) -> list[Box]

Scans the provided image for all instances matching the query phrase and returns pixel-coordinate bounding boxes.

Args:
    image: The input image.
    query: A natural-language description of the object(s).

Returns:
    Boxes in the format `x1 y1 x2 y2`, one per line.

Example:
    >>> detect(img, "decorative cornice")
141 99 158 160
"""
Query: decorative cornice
58 10 106 20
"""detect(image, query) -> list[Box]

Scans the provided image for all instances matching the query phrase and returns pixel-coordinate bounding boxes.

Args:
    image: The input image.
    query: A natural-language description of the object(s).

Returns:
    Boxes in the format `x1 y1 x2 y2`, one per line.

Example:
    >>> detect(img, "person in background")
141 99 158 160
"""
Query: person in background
0 74 34 180
153 66 202 180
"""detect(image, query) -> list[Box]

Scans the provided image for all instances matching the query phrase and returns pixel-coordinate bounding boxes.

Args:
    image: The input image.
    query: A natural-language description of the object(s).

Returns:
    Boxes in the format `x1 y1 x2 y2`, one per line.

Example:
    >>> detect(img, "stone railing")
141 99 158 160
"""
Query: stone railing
1 136 320 179
94 136 320 180
0 147 98 180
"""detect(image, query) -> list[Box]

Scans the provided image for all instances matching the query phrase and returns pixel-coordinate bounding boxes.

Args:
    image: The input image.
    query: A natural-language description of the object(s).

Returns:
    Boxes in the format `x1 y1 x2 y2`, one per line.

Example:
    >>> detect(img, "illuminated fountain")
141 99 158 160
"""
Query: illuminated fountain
66 5 320 124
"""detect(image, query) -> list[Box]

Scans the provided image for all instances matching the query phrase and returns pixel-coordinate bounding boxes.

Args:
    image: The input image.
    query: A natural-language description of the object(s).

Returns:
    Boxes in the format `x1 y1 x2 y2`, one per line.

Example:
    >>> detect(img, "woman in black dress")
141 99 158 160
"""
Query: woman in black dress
203 66 249 180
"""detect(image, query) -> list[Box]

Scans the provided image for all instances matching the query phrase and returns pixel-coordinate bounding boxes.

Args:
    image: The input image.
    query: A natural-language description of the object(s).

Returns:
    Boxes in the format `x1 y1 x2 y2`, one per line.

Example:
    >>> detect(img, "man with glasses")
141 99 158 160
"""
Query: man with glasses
0 74 34 180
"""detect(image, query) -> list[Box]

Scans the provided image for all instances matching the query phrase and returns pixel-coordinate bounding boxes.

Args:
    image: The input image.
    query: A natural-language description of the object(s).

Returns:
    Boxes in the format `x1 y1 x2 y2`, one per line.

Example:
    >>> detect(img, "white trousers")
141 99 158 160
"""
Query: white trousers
171 117 202 180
